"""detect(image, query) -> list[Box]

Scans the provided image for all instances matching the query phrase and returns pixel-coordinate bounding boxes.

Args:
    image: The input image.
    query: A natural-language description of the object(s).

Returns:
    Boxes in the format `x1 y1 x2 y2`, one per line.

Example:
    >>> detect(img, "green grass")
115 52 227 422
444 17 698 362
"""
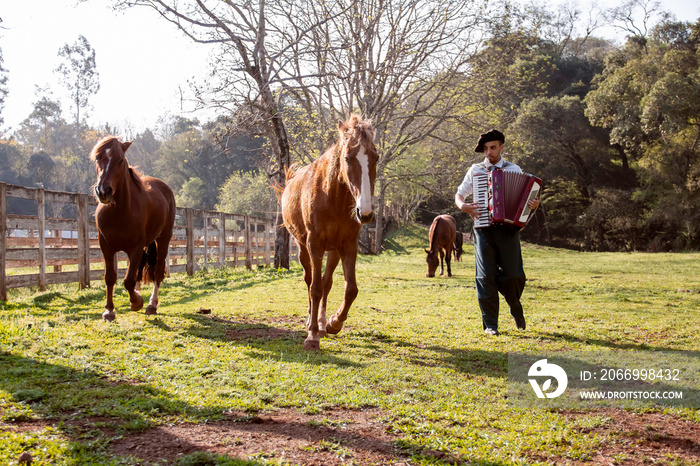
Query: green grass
1 223 699 465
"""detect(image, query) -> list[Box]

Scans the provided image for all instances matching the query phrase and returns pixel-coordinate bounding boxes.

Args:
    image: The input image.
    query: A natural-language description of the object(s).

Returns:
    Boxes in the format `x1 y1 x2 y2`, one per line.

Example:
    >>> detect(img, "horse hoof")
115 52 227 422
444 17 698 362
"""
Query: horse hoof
145 305 157 315
326 318 343 335
102 310 116 322
303 339 320 351
131 295 144 311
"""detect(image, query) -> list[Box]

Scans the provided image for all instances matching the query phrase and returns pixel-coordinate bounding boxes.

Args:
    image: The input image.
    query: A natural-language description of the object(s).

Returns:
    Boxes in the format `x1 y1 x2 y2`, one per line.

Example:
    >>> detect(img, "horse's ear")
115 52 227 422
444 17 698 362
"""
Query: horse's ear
424 249 430 254
338 120 348 133
121 141 133 152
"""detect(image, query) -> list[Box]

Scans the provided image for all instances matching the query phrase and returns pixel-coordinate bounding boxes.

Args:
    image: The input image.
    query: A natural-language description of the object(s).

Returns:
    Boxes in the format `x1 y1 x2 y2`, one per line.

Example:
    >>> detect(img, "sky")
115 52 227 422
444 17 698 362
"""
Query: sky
1 0 698 136
1 0 214 135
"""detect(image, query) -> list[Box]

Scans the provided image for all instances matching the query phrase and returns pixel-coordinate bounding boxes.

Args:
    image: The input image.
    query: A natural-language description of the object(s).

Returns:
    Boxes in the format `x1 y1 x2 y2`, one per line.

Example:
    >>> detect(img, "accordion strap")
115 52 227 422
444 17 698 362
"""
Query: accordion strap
476 161 513 171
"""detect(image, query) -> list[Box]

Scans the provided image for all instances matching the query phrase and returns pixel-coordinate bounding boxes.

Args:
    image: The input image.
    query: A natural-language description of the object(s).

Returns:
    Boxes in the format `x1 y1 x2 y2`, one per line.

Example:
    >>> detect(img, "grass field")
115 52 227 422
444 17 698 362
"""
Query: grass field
1 224 699 465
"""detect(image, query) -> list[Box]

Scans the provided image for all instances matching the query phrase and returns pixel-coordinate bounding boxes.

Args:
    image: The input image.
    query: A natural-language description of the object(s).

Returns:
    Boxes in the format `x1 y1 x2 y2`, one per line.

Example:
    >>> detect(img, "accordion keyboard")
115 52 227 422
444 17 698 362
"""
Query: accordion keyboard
472 174 490 228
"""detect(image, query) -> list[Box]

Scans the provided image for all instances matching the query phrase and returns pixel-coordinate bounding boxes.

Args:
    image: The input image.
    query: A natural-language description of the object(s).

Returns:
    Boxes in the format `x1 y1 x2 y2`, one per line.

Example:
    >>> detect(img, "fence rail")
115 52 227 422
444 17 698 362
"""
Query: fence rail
0 182 296 301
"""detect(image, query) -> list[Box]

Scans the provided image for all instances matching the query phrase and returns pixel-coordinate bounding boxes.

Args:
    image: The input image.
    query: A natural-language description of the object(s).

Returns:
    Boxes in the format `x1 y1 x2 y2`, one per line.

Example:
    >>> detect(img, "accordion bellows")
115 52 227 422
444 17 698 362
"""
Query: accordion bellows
473 170 542 229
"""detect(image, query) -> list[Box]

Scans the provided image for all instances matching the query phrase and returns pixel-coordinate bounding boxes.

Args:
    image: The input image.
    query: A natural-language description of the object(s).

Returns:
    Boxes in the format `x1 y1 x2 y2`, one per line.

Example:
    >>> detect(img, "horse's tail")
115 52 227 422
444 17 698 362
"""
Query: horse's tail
137 242 158 284
272 164 301 201
428 217 441 252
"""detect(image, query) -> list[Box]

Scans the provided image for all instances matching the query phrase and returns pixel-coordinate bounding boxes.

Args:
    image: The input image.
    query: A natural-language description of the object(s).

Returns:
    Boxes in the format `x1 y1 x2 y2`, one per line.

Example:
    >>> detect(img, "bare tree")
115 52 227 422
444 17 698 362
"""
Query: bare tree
278 0 492 251
109 0 330 268
518 1 606 57
610 0 663 46
110 0 494 255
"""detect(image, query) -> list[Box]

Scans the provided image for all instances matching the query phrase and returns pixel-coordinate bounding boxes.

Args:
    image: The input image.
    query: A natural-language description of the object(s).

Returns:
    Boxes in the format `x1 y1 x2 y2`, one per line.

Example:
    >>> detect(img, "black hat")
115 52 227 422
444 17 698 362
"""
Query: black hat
474 129 505 153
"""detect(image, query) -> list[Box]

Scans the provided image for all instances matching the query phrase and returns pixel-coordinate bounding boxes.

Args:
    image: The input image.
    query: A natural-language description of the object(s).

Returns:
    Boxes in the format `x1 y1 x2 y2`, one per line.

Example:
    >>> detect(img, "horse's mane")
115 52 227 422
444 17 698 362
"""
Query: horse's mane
89 136 120 162
342 114 375 150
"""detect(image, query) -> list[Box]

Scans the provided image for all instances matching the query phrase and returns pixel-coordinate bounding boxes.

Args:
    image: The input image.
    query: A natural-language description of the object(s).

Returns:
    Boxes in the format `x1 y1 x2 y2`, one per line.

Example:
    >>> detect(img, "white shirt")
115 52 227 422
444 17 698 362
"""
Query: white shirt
456 157 523 200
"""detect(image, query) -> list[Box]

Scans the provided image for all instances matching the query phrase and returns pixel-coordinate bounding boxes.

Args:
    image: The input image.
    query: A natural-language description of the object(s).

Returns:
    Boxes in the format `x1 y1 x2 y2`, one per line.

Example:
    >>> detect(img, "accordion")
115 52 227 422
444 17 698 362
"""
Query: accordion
472 169 542 229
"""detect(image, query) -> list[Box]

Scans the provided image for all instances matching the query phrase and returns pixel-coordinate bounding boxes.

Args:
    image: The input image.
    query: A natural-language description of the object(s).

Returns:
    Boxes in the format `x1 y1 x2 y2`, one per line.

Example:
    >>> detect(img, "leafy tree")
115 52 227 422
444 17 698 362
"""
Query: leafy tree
508 95 629 248
216 172 274 219
176 177 208 209
54 126 103 194
55 35 100 124
154 122 251 210
127 129 161 176
155 129 205 201
584 18 700 249
0 139 22 184
25 151 56 188
510 95 622 199
15 92 66 155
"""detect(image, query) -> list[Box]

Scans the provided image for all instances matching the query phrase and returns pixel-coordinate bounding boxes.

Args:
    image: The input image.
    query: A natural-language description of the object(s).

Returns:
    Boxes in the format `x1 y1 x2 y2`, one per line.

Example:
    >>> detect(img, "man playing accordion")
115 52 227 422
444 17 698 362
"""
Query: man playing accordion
454 129 540 336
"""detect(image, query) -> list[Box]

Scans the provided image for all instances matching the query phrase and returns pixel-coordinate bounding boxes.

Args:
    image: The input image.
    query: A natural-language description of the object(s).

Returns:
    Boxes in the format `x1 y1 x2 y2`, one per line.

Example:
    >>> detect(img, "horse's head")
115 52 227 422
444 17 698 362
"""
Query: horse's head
425 248 439 277
338 114 379 224
90 136 132 205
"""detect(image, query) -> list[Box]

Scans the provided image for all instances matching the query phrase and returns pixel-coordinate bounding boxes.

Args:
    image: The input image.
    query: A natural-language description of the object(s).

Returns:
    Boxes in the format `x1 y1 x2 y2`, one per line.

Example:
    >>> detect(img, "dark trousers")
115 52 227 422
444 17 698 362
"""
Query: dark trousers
473 225 526 330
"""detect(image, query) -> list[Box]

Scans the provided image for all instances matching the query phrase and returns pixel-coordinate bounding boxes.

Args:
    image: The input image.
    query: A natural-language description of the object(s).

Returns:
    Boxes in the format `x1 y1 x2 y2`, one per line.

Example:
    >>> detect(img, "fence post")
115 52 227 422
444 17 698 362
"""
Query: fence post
186 208 194 275
232 218 239 268
77 193 90 289
38 185 46 291
0 183 6 301
203 212 208 268
244 215 252 270
218 212 226 269
264 218 271 266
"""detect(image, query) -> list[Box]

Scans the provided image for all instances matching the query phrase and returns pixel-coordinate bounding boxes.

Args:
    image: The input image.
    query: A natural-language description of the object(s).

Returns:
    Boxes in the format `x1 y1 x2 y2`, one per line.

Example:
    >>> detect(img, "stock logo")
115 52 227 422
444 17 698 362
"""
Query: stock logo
528 359 568 399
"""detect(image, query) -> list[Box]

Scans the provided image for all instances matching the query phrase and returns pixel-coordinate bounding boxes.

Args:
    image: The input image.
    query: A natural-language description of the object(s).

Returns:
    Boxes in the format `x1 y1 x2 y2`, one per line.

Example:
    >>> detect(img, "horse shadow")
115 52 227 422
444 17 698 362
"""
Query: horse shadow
178 312 363 368
340 329 509 378
0 352 261 465
160 269 294 308
518 330 683 352
19 268 294 321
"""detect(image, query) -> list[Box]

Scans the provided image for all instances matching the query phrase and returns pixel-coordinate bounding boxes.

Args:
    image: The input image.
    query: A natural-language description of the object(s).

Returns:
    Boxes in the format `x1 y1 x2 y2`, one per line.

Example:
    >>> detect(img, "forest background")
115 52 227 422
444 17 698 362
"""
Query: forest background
1 0 699 254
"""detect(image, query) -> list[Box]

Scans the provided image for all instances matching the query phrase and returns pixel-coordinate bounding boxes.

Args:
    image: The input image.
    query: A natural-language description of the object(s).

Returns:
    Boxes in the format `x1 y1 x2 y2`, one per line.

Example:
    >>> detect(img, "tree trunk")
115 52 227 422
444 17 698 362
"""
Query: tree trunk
374 177 387 253
266 102 291 269
274 210 289 269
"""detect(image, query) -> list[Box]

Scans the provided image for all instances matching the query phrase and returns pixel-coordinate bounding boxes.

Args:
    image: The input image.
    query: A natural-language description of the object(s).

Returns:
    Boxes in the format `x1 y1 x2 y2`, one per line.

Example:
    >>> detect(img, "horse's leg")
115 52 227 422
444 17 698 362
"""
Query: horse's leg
439 249 445 276
298 244 313 328
319 250 340 339
146 238 170 315
124 249 144 312
326 247 358 335
101 240 117 321
304 242 325 350
446 246 453 277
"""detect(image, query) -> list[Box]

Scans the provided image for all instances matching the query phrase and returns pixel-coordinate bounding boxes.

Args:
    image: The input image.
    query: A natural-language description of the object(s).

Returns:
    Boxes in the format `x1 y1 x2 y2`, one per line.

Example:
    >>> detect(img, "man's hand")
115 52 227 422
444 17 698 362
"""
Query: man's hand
528 198 540 210
460 202 481 220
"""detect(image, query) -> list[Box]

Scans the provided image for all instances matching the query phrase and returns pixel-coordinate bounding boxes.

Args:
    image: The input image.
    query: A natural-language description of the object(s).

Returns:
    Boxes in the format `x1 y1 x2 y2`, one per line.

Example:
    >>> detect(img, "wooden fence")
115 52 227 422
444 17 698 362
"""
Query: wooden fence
0 182 296 301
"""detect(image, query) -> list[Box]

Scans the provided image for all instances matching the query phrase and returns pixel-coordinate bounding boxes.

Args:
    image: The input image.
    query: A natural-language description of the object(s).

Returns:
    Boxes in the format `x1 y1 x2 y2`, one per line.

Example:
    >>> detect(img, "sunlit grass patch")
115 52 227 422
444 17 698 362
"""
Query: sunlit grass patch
1 223 699 464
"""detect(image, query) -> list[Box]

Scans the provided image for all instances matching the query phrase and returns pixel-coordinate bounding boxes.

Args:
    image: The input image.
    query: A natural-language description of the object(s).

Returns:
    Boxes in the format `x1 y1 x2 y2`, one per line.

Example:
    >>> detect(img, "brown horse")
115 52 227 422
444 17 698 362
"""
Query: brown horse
90 136 176 321
281 114 378 350
425 214 457 277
